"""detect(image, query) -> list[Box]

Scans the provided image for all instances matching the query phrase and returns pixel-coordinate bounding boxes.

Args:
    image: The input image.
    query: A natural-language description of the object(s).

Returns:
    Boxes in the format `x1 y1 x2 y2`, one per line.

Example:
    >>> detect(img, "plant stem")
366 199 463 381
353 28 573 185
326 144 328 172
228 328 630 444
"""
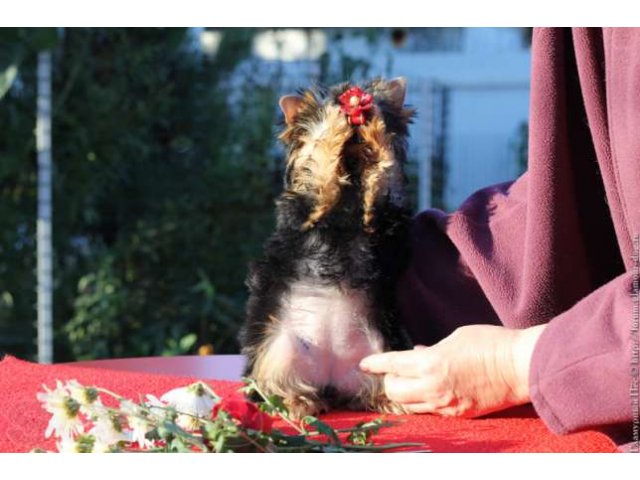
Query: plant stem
244 379 305 434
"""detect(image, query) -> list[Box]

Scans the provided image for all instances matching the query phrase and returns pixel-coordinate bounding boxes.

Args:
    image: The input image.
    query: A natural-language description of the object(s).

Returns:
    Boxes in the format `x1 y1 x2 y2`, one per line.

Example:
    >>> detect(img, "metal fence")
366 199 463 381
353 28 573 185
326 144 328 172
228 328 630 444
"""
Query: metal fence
408 79 530 213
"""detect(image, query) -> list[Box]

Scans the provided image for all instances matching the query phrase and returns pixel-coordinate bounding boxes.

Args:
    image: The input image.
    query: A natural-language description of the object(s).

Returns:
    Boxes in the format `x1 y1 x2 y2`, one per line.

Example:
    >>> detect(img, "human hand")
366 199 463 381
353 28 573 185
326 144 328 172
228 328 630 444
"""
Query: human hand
359 324 546 417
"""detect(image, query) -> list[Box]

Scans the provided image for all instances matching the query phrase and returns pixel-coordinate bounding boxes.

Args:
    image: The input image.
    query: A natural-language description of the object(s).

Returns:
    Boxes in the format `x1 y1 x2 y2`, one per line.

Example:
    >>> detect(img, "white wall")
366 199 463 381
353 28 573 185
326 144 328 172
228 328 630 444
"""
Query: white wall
446 87 528 209
383 28 531 210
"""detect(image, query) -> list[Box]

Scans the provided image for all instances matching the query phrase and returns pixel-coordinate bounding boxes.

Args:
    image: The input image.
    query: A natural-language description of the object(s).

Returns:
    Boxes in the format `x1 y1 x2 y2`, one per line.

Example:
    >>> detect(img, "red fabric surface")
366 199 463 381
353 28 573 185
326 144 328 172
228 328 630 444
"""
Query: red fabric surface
0 356 617 452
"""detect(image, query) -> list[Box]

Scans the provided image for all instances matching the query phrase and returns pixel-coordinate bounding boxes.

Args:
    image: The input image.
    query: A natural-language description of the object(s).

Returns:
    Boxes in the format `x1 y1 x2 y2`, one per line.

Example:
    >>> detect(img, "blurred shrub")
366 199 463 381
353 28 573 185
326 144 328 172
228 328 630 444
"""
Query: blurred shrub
0 28 281 360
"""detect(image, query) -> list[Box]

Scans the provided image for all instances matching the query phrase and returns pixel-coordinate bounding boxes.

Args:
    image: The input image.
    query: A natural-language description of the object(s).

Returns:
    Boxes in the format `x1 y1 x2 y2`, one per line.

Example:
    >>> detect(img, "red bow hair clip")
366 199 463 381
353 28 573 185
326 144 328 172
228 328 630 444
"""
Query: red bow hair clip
338 86 373 126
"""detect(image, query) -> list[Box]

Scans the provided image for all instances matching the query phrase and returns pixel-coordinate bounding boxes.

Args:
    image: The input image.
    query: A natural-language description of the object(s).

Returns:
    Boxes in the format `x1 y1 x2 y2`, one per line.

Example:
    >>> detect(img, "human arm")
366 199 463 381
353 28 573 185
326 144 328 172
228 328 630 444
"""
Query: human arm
387 28 636 435
360 323 546 418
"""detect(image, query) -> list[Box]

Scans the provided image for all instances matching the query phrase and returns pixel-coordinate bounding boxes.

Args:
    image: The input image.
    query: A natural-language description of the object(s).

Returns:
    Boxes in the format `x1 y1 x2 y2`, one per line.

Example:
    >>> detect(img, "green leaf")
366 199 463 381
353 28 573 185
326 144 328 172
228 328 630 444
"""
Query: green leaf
0 64 18 100
179 333 197 351
29 28 60 50
271 433 308 447
353 418 386 433
159 420 204 446
265 394 289 415
301 416 341 445
169 436 192 453
346 429 370 446
214 435 226 453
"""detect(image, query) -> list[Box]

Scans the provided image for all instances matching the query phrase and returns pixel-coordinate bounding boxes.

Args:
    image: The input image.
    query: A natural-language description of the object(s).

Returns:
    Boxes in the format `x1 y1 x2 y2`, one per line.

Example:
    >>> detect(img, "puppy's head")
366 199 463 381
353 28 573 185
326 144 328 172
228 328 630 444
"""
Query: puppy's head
278 78 415 230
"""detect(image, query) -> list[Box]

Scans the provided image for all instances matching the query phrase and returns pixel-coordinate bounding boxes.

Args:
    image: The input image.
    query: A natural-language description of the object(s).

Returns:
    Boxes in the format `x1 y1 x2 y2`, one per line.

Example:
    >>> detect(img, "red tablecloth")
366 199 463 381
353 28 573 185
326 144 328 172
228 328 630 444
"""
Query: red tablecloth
0 355 618 453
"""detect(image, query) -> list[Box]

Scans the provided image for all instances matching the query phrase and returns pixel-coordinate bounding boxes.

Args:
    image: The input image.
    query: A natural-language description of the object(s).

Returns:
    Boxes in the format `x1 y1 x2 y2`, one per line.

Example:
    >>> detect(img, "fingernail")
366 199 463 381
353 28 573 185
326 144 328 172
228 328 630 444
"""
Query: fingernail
359 359 370 371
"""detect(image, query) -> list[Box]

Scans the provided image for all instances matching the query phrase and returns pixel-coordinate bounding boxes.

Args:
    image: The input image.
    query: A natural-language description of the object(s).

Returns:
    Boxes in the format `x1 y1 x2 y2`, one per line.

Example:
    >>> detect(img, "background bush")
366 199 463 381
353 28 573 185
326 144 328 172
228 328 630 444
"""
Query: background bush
0 28 283 360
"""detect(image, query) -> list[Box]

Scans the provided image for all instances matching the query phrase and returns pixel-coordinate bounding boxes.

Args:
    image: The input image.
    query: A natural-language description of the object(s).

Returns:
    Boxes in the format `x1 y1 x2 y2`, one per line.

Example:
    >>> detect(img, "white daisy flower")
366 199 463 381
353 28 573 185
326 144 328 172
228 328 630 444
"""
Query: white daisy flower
37 381 85 440
66 379 100 405
56 436 79 453
128 416 153 449
36 380 68 415
120 399 154 448
92 437 117 453
160 382 217 430
144 394 168 421
56 434 95 453
65 379 103 417
174 413 200 431
88 411 131 449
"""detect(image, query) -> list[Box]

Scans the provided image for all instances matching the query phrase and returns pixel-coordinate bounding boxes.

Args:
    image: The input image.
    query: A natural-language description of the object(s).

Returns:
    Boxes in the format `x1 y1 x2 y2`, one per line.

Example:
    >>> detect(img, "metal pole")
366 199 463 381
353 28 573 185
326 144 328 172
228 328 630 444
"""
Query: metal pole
37 50 53 364
417 81 434 212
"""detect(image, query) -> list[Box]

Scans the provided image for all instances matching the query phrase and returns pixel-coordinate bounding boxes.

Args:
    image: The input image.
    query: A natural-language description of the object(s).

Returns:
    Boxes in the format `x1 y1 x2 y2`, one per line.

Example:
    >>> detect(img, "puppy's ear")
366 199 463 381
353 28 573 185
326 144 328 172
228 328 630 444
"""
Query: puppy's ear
387 77 407 107
279 95 305 125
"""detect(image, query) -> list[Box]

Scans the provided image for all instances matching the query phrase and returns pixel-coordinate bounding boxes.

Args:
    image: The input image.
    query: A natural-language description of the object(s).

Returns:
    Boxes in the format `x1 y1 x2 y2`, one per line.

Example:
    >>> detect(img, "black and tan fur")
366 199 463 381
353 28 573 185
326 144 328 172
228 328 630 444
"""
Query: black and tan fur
240 78 415 418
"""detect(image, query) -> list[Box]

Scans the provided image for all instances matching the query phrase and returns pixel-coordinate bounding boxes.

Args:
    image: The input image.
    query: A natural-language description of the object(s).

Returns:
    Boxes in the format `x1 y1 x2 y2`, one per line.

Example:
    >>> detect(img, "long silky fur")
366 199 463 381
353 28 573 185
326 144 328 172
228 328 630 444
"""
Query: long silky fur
240 78 415 416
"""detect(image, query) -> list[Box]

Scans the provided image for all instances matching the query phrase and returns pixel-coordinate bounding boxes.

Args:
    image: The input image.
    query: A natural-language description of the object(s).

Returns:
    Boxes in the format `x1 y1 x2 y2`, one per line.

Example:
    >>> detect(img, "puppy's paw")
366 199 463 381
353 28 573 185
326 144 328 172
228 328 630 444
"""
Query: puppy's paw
372 396 407 415
284 395 328 420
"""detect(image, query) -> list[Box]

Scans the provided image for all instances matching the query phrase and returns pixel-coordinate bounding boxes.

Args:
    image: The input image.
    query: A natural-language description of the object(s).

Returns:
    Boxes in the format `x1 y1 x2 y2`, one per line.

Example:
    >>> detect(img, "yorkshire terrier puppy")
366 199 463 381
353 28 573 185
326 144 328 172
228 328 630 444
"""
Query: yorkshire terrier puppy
240 78 415 419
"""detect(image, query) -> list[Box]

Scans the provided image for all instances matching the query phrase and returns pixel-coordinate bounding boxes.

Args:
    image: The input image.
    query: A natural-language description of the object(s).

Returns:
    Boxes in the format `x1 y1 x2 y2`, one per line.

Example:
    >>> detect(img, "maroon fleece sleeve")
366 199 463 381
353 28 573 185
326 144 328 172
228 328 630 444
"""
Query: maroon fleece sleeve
530 272 634 433
398 28 637 434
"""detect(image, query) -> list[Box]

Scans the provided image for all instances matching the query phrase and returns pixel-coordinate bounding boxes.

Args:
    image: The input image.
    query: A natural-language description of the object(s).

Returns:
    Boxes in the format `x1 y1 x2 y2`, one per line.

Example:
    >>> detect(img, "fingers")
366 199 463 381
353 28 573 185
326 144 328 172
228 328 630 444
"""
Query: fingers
402 402 437 414
359 345 473 416
402 403 465 417
383 374 431 404
359 349 432 377
383 373 455 406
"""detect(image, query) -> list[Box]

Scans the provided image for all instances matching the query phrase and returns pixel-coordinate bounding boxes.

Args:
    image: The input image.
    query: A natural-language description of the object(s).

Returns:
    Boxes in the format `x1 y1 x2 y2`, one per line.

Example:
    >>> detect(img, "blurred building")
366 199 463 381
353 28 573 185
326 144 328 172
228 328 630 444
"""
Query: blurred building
384 28 531 211
200 27 532 212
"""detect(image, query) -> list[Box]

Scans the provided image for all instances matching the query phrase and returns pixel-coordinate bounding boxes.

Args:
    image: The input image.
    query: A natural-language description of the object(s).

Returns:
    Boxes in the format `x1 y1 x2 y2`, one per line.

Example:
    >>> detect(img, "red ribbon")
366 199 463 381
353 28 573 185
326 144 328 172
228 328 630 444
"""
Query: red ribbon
338 86 373 126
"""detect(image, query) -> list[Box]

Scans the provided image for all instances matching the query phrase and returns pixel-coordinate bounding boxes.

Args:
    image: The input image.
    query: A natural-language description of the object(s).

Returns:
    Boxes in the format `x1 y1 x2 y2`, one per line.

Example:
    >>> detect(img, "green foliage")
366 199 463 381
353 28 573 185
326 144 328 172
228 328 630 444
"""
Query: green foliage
0 28 280 360
0 30 42 359
0 28 59 99
318 28 382 84
0 64 18 99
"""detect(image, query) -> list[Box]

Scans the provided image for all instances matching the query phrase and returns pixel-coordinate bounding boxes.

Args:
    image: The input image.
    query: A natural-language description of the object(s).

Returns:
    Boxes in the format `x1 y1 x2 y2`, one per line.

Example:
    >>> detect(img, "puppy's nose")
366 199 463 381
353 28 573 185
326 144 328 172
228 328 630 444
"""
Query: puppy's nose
318 385 340 402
